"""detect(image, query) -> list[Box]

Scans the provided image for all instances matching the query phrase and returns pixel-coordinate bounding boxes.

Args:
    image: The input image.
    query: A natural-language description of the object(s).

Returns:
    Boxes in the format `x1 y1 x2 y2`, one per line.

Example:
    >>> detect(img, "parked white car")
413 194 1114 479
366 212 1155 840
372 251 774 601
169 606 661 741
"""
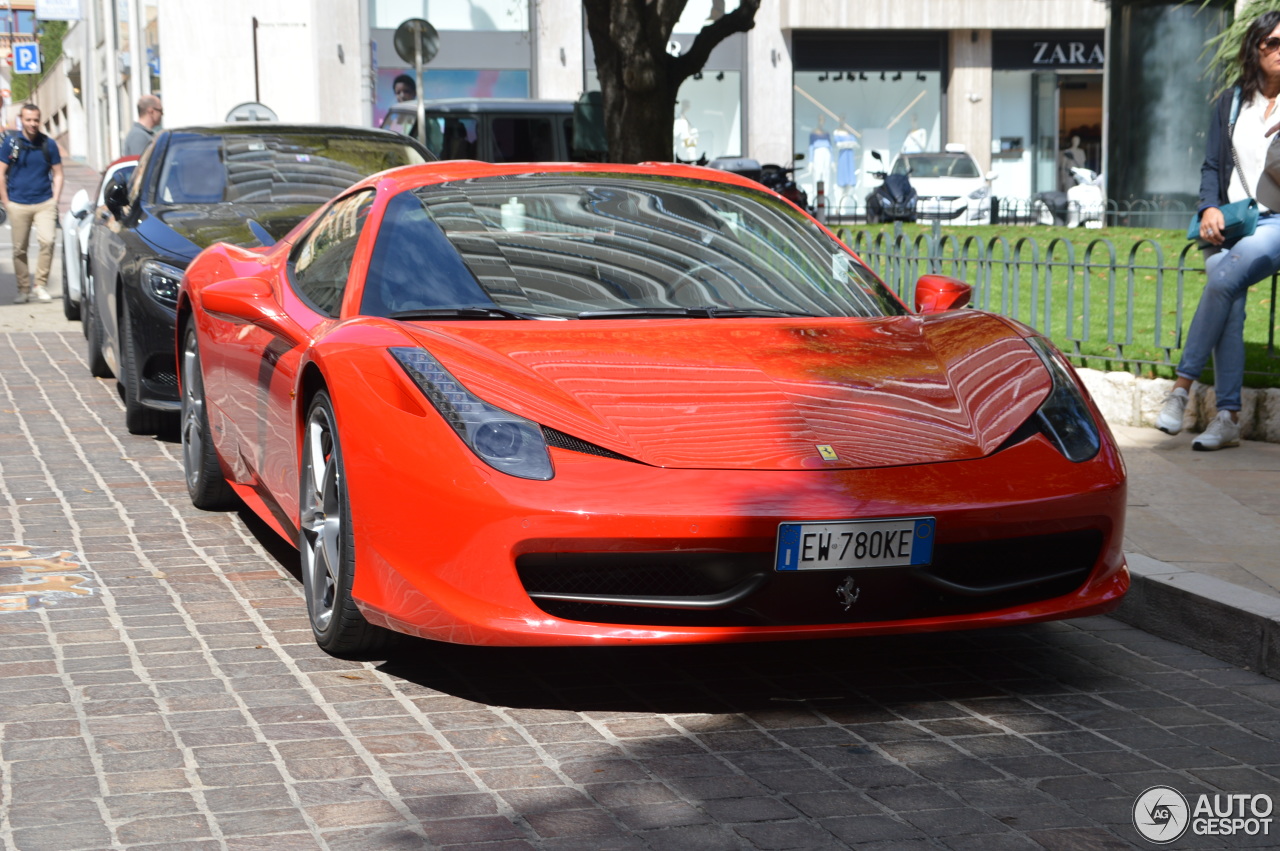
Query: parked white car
61 156 138 322
890 146 998 225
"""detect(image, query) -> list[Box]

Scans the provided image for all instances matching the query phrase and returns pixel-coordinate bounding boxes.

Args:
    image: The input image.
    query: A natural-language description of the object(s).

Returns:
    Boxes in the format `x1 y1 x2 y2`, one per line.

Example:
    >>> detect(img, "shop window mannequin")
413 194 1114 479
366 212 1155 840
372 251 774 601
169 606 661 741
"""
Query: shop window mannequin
901 114 927 154
673 100 699 163
808 114 833 202
1058 135 1085 190
832 117 859 211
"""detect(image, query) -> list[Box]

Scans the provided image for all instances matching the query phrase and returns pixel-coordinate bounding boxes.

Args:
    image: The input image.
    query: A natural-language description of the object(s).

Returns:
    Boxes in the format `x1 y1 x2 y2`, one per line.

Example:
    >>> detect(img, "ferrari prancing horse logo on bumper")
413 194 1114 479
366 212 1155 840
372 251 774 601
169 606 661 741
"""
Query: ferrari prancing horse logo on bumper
836 575 860 611
816 444 839 461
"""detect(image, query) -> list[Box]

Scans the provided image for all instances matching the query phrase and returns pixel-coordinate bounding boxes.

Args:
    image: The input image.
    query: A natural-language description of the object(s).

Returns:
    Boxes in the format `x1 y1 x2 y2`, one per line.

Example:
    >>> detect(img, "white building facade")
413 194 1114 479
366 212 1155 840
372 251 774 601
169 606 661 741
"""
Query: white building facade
42 0 1115 210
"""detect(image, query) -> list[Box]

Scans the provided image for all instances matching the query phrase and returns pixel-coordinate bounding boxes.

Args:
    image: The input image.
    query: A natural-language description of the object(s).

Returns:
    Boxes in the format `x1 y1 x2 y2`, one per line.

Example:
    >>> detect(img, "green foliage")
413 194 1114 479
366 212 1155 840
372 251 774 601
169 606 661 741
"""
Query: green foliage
1202 0 1280 92
12 20 68 103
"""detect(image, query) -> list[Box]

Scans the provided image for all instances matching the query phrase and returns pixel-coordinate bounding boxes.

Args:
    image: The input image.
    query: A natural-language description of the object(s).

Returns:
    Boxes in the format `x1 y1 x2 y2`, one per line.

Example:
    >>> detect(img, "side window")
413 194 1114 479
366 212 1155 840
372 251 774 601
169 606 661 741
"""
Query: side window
157 138 227 203
491 117 555 162
289 190 376 316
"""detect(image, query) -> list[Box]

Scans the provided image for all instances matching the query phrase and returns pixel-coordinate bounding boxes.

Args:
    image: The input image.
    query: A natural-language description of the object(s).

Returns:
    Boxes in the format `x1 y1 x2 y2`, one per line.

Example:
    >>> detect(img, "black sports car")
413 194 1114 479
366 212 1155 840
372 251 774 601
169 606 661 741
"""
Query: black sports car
84 123 432 433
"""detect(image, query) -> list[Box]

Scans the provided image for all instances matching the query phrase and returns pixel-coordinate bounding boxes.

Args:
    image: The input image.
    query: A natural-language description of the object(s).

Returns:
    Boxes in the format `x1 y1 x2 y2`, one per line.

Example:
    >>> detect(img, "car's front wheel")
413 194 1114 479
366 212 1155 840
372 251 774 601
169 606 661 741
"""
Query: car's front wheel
300 390 397 659
61 230 81 319
122 305 169 435
180 317 236 510
84 276 112 378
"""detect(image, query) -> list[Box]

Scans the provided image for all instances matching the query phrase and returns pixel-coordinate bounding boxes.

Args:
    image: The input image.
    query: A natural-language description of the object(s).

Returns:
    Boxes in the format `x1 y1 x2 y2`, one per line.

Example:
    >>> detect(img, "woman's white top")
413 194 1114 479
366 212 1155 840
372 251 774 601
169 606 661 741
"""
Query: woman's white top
1229 92 1278 212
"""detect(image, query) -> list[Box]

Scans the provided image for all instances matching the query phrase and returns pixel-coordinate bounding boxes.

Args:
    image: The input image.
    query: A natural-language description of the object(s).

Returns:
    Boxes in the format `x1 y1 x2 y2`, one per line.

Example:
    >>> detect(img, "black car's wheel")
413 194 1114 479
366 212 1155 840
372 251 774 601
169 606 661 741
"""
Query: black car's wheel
180 317 236 510
300 390 397 659
122 304 168 435
84 276 113 378
60 272 80 322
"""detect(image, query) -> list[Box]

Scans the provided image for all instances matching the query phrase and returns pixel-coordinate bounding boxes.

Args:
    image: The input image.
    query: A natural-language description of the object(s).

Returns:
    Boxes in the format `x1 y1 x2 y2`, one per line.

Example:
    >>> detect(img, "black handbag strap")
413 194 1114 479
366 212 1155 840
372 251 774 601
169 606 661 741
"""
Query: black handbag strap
1229 92 1256 202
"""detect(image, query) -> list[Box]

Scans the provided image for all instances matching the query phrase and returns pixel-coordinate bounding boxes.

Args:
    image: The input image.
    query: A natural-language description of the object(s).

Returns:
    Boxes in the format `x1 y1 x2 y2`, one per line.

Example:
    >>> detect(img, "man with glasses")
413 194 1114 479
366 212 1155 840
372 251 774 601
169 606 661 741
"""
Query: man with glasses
123 94 163 157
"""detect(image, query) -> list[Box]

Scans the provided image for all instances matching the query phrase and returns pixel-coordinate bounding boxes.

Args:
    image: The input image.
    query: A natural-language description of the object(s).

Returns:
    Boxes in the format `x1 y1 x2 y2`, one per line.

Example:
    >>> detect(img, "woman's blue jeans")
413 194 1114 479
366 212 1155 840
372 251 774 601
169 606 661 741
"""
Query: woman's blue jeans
1176 213 1280 411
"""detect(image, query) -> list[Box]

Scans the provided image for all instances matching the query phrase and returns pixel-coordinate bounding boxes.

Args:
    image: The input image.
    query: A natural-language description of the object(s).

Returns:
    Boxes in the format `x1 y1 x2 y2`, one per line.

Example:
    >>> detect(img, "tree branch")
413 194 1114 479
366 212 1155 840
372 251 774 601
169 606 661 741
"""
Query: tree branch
670 0 761 82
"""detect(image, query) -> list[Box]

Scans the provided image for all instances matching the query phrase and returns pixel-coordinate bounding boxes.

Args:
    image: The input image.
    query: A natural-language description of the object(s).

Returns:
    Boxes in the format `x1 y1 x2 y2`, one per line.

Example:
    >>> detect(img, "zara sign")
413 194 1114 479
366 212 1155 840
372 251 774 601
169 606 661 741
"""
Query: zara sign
993 31 1105 70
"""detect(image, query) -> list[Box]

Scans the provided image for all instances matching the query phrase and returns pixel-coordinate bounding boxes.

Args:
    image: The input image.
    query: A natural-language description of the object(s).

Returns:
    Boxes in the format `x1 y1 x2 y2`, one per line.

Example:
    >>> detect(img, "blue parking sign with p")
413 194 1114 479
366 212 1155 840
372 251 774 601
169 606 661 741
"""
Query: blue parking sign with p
14 44 41 75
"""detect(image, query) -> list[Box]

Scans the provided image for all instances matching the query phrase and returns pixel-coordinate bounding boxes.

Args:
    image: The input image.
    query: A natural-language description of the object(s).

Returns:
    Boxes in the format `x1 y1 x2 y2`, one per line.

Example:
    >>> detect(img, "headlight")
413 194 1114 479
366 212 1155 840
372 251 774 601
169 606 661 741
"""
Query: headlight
1025 337 1101 462
389 347 554 480
967 186 989 200
141 260 184 306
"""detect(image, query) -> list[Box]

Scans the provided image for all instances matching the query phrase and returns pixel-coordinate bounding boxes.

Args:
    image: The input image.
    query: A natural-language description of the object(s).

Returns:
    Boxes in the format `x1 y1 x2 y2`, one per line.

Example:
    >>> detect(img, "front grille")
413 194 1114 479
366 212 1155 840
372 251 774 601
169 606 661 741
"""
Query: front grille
517 530 1103 627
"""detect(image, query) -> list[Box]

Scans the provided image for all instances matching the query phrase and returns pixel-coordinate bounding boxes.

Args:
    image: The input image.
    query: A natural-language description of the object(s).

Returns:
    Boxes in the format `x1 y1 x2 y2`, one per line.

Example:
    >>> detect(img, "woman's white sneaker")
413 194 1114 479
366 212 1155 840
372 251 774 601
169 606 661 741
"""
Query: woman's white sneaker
1155 387 1189 435
1192 410 1241 451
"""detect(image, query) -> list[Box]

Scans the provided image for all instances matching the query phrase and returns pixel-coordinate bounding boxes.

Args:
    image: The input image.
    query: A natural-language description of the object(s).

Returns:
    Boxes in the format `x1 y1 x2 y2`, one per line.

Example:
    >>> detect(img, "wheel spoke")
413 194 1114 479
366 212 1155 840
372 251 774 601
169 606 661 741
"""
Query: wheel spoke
301 404 341 634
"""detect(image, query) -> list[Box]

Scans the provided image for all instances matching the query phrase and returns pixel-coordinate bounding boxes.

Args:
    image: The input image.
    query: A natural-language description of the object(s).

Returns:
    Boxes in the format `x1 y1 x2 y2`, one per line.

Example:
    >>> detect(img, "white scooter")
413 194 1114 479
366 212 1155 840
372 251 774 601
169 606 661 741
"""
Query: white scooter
1034 167 1105 228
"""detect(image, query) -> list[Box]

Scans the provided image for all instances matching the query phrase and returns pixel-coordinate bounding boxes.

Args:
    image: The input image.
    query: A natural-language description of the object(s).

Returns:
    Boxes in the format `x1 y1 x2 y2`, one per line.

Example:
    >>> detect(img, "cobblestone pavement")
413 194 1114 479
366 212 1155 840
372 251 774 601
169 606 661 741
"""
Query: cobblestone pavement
3 329 1280 851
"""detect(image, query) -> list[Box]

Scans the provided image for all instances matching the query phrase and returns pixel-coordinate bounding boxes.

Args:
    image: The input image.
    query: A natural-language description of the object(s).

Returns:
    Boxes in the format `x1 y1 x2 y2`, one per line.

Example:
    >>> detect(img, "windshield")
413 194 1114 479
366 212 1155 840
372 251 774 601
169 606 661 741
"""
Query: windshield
154 132 427 205
360 174 905 319
894 155 980 178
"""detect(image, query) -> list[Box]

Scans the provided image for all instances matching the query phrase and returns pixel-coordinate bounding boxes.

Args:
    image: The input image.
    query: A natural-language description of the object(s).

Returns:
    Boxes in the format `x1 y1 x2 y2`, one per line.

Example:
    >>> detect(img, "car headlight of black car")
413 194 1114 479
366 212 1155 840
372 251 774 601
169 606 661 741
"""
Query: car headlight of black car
389 347 554 480
1023 336 1101 463
141 260 184 306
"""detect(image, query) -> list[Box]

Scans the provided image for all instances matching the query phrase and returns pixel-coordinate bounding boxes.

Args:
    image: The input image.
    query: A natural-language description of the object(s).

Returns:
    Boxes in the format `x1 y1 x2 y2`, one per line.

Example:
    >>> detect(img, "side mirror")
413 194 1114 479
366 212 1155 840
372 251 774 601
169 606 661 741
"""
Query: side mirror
199 277 304 344
105 172 130 219
871 150 883 162
70 189 91 219
914 274 971 313
985 170 999 182
793 152 805 162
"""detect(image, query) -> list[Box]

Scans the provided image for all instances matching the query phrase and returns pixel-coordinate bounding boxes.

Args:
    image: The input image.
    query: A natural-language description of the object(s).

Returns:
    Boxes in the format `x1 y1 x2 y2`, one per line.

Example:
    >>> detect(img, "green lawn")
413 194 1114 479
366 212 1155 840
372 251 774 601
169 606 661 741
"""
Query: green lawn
835 221 1280 388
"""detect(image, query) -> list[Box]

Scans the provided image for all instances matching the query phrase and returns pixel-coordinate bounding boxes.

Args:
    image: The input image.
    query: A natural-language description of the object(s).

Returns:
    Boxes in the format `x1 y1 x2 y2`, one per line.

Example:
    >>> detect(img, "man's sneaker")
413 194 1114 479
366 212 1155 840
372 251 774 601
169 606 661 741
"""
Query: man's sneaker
12 291 28 304
1155 386 1189 435
1192 410 1241 451
32 286 51 303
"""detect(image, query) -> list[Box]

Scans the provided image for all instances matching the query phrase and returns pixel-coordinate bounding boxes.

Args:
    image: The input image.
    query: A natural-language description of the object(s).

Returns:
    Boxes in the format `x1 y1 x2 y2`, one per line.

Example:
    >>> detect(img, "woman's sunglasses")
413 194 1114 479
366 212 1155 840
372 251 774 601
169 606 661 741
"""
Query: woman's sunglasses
1261 36 1280 53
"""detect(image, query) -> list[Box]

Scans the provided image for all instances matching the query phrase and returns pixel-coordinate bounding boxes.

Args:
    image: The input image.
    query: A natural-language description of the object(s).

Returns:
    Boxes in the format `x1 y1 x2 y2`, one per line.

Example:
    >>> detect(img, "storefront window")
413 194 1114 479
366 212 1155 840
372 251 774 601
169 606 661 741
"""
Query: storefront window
372 0 528 32
674 0 739 34
373 69 530 127
673 72 742 162
144 0 160 95
792 71 942 214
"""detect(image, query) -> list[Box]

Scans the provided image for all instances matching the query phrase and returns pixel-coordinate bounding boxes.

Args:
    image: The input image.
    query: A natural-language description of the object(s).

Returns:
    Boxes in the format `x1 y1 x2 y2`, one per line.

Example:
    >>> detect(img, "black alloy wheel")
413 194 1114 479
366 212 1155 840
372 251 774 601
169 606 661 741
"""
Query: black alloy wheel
84 276 113 378
121 303 168 435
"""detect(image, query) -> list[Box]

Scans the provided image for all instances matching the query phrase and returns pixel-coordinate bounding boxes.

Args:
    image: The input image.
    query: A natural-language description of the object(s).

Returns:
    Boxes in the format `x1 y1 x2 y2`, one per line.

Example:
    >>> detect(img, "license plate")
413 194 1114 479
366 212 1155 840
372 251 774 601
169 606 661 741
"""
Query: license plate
775 517 935 571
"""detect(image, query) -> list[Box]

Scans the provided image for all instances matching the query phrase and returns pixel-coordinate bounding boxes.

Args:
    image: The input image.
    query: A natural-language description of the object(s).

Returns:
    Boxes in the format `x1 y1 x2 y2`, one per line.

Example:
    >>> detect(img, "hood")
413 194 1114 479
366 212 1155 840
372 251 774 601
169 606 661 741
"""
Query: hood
151 203 315 251
403 312 1052 471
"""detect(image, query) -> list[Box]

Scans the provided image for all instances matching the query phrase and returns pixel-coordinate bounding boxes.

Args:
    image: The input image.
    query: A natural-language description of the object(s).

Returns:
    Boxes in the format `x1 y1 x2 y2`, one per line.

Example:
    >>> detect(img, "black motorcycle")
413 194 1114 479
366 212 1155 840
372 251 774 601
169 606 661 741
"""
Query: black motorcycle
864 150 918 223
706 156 810 212
759 162 809 211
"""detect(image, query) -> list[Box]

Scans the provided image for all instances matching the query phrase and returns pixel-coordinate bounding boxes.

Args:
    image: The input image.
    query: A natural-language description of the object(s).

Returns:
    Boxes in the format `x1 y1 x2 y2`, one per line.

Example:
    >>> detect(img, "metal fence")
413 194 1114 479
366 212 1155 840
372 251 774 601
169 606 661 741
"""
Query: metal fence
823 196 1196 231
834 224 1280 375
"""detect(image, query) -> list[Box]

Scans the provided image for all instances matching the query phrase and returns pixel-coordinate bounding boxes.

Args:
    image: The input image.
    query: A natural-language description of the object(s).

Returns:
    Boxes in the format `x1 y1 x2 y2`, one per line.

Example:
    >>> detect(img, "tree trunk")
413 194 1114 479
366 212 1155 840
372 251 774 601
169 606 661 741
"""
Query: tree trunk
583 0 761 165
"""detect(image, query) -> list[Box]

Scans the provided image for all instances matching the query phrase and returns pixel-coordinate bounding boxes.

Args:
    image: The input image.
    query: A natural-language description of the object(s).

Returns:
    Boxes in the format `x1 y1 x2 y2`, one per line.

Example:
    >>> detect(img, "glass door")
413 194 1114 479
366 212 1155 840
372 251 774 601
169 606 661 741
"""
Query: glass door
1031 72 1059 194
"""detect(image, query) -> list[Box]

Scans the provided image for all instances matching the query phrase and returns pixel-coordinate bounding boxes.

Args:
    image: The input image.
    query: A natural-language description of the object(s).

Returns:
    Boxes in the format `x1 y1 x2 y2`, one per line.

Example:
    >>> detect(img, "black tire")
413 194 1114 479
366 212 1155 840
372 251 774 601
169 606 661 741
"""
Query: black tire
122 304 168 435
299 390 398 659
180 317 237 510
60 278 79 322
85 277 113 378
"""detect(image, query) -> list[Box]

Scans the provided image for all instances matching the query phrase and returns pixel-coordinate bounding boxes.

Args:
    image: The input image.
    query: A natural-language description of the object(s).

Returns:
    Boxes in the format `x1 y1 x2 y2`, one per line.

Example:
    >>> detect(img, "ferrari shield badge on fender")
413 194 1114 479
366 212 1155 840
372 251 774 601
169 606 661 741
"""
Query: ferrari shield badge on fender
836 575 860 611
816 445 839 461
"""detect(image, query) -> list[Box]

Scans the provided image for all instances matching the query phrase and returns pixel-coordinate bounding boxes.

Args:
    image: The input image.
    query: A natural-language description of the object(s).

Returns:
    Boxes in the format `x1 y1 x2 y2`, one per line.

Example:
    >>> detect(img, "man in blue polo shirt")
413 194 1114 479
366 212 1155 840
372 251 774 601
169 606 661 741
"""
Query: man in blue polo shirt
0 104 63 303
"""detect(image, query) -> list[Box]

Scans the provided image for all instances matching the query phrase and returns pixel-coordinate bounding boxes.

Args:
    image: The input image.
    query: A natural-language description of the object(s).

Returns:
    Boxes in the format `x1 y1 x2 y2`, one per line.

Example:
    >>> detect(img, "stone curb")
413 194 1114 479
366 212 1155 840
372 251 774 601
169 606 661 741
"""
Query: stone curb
1078 367 1280 444
1114 553 1280 679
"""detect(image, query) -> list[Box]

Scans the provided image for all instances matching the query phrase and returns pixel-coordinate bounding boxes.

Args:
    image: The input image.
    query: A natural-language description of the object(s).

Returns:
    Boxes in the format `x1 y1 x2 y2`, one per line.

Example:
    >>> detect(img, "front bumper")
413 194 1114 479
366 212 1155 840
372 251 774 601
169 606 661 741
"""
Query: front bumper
343 414 1128 647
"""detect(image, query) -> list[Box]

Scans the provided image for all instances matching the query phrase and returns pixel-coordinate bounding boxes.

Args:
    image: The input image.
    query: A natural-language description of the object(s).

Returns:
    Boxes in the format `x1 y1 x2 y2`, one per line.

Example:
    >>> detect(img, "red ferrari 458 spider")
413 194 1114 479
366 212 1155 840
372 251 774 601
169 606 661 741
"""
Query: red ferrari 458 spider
177 161 1127 658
